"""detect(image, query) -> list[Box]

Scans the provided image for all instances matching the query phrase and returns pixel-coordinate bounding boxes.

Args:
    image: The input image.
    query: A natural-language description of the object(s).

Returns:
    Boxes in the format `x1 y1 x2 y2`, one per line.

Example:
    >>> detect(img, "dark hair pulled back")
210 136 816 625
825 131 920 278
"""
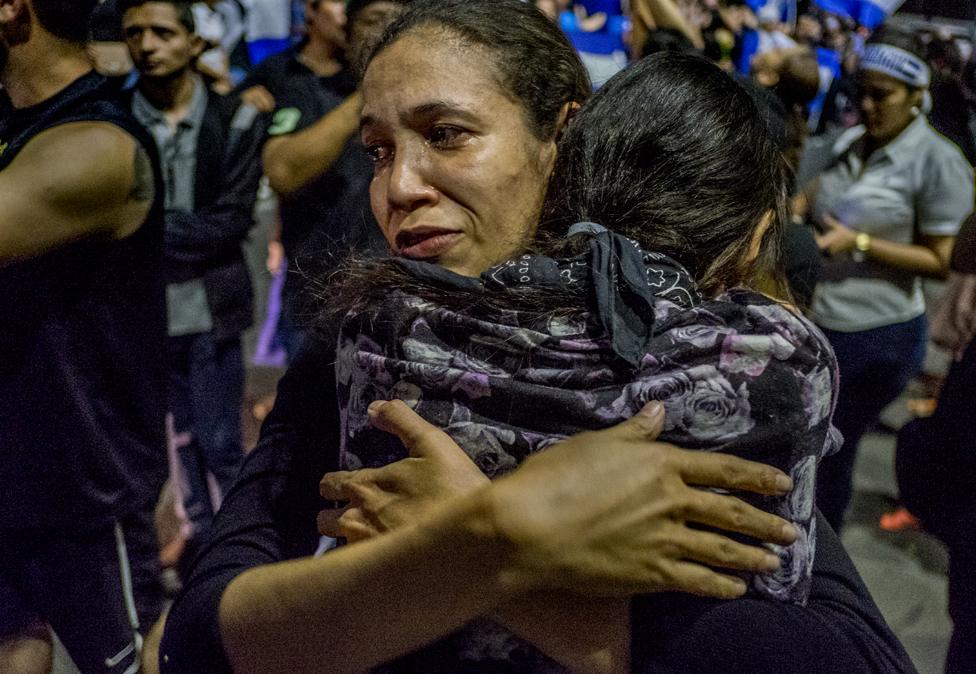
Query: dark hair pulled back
366 0 591 140
539 52 790 296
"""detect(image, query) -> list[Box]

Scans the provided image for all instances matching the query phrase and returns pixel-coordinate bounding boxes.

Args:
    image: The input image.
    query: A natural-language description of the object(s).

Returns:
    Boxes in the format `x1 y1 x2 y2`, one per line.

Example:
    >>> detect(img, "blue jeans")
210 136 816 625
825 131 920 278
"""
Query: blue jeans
168 332 245 537
816 314 928 531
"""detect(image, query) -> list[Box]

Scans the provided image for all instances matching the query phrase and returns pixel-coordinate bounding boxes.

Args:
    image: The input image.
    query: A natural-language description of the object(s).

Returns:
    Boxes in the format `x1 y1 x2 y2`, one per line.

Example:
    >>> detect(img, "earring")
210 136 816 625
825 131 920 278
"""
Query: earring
911 106 920 117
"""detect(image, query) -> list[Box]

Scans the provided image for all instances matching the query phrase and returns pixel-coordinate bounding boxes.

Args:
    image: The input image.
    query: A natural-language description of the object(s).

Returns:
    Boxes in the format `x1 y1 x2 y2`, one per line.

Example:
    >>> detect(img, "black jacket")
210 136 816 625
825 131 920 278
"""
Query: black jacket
122 86 266 340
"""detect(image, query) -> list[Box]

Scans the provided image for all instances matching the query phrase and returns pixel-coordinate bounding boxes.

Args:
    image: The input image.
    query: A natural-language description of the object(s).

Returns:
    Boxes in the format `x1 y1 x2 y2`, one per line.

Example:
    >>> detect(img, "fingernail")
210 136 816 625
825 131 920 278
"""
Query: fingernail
775 473 793 493
731 578 748 595
638 401 664 420
781 523 798 542
367 400 386 417
763 553 781 570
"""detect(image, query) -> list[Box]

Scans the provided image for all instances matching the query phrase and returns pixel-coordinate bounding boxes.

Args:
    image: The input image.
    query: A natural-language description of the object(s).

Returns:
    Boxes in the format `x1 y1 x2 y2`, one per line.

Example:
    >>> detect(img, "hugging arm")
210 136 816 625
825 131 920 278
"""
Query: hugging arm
322 403 914 674
320 401 797 674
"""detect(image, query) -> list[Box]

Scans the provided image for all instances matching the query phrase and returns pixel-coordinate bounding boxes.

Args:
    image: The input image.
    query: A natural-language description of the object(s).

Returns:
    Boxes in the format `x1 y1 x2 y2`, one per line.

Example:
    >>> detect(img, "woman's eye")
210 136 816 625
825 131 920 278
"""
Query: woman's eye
428 126 466 148
364 144 392 166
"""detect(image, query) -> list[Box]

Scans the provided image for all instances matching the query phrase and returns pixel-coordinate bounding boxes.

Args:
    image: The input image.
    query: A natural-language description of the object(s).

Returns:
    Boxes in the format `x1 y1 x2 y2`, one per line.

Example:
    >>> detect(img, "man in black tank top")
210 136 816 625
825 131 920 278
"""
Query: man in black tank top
0 2 167 673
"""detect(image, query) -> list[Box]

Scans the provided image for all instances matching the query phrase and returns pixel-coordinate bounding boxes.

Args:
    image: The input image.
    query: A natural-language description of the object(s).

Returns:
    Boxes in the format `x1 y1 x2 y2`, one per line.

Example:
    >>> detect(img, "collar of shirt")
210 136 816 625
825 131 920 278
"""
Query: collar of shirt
832 115 931 170
132 74 208 136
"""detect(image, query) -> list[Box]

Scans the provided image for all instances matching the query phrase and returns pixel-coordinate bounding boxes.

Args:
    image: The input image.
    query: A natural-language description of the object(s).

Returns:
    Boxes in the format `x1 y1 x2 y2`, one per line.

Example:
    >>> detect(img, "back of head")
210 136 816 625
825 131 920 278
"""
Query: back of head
367 0 590 140
540 52 790 295
347 0 406 27
117 0 196 34
776 51 820 109
639 27 698 60
31 0 100 43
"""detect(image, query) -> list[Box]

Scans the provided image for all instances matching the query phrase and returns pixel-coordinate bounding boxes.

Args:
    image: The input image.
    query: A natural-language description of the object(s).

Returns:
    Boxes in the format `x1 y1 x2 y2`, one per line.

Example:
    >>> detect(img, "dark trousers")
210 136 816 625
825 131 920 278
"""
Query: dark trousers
0 516 162 673
895 337 976 673
168 332 245 537
817 315 928 531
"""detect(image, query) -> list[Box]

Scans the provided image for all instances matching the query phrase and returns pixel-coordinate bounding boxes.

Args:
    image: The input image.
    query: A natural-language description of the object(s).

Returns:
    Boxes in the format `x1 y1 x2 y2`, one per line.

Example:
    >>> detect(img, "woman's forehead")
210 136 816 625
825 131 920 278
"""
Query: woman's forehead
362 33 515 120
855 68 906 91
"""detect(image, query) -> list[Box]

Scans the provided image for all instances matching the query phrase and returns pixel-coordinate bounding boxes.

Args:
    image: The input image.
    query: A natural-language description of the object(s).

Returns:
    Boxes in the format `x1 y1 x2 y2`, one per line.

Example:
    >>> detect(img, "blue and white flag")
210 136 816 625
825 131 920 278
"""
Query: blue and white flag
813 0 907 29
243 0 292 65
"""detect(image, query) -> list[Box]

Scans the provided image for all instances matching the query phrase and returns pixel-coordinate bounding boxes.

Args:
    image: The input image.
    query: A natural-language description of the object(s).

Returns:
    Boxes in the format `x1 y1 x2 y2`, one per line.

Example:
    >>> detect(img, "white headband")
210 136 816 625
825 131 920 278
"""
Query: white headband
860 44 931 88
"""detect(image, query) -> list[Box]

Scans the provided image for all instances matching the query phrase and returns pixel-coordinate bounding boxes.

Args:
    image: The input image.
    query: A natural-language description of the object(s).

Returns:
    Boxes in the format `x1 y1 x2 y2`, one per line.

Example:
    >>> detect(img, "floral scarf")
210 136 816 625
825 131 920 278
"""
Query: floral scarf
336 229 841 608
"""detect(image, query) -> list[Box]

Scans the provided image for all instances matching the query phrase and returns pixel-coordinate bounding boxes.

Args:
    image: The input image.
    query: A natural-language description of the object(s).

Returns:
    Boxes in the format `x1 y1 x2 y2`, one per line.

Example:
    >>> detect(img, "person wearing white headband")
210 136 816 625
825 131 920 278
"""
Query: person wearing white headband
797 25 974 533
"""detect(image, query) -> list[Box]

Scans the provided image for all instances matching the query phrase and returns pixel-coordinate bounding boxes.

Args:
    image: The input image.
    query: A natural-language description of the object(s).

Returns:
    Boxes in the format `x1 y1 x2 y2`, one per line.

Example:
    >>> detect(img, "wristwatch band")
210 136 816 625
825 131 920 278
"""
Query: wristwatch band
852 232 872 262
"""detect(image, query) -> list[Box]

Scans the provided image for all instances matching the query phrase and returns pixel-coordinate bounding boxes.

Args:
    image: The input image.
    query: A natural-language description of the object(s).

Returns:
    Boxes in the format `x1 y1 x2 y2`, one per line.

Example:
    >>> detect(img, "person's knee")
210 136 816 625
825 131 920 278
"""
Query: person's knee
0 626 54 674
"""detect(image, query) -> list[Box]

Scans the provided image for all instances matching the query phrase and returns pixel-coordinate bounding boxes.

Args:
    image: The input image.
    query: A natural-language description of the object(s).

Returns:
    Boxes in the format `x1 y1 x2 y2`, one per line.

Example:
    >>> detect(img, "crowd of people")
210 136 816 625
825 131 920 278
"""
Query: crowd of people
0 0 974 672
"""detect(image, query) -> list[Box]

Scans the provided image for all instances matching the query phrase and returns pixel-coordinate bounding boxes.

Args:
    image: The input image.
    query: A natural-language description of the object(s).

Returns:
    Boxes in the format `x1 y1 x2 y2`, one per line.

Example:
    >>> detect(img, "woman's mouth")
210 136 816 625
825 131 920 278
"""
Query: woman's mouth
395 229 463 260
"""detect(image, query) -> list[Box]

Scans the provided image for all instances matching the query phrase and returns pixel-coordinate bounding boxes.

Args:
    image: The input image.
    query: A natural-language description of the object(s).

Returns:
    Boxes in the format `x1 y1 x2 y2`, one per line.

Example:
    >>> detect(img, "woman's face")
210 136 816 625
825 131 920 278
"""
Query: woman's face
856 69 921 144
361 31 558 277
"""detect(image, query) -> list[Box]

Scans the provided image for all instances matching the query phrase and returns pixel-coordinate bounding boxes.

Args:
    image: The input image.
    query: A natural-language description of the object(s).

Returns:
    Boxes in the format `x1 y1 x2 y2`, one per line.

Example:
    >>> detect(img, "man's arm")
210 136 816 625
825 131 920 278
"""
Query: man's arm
0 122 153 265
632 0 705 50
263 92 363 197
165 104 266 264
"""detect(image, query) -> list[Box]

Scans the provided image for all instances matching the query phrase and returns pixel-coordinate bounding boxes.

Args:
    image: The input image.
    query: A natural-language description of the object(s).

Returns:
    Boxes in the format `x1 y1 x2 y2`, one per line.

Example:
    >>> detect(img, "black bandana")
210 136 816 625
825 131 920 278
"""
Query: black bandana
395 222 702 366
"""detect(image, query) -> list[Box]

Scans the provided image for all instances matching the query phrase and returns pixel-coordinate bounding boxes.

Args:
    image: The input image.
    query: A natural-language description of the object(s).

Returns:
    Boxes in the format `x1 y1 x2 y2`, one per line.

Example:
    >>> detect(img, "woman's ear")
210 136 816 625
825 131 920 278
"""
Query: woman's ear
747 210 775 263
908 86 925 112
554 101 581 143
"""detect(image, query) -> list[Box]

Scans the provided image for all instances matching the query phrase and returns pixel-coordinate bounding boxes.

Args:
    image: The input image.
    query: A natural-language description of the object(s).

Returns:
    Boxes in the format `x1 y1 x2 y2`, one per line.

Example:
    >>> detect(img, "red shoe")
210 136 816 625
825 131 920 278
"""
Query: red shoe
879 507 922 532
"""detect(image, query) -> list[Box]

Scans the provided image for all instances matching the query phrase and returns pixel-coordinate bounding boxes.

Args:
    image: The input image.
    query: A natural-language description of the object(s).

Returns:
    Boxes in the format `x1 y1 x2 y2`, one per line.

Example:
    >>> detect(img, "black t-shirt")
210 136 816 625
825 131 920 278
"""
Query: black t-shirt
241 49 385 288
0 72 167 532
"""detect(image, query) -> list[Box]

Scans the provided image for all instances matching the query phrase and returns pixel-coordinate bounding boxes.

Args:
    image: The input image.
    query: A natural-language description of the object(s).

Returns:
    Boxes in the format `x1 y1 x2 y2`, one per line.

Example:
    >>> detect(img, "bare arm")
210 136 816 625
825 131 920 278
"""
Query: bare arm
632 0 704 50
220 489 515 674
263 92 363 197
0 122 153 265
816 214 955 278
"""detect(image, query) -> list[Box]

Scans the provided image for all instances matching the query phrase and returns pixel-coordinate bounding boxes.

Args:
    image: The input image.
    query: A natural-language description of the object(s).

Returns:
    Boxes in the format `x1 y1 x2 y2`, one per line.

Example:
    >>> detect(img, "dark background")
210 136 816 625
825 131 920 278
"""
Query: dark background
900 0 976 20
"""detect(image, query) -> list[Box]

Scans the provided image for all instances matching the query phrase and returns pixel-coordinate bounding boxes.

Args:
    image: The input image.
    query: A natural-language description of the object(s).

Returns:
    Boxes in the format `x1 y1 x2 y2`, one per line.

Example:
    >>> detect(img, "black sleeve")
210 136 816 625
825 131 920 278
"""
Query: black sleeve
164 103 268 265
784 221 822 310
159 331 341 674
630 511 917 674
951 213 976 275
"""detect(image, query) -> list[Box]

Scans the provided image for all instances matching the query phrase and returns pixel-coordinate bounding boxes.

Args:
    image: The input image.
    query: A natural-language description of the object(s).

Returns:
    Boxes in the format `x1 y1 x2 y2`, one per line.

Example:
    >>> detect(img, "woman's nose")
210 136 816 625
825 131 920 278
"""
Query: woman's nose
387 148 438 211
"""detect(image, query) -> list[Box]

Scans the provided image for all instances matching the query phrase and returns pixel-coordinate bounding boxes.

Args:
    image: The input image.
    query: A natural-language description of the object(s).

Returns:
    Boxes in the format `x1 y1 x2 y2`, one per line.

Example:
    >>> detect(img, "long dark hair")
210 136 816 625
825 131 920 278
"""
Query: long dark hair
539 52 790 297
323 52 791 323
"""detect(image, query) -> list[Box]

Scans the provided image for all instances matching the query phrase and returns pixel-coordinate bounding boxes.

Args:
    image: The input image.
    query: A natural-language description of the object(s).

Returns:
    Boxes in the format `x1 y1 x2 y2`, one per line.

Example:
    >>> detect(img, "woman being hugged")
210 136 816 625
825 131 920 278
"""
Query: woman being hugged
803 26 974 531
334 50 837 610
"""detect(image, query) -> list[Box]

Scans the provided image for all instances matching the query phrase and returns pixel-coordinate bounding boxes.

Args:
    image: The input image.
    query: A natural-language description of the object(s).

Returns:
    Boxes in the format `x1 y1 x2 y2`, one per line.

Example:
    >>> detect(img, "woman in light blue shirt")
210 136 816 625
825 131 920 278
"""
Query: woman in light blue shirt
803 26 974 531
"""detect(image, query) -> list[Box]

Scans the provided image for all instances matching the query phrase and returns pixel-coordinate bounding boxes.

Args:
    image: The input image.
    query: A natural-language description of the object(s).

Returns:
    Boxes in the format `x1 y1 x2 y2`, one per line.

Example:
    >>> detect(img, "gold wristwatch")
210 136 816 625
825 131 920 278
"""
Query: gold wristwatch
852 232 872 262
